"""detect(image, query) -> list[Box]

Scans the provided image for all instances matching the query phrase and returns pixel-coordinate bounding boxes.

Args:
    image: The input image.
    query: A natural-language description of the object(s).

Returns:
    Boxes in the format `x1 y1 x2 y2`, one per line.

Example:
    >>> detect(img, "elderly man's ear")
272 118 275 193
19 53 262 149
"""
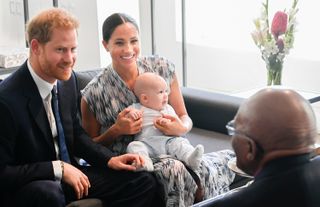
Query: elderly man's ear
246 138 259 161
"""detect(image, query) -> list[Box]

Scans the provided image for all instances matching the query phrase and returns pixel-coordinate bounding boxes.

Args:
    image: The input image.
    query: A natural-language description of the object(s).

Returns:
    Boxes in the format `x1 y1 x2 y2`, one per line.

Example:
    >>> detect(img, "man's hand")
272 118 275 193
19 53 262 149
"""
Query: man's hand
62 162 91 200
108 154 145 171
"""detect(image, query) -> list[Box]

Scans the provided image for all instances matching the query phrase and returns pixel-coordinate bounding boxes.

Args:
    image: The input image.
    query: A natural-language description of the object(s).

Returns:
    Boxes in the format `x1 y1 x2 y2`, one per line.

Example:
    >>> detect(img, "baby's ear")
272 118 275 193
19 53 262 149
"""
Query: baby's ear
140 94 148 104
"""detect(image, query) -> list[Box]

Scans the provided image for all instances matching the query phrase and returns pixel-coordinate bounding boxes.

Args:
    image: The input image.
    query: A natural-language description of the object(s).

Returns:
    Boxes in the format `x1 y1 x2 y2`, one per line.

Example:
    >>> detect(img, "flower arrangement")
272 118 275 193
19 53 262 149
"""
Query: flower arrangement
251 0 299 85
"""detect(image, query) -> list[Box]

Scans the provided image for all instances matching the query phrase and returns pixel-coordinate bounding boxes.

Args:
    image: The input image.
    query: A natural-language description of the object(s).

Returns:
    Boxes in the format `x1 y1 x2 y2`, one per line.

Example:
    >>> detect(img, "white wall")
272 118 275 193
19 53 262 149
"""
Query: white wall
138 0 153 56
153 0 183 83
0 0 26 48
58 0 101 71
28 0 53 18
0 0 143 72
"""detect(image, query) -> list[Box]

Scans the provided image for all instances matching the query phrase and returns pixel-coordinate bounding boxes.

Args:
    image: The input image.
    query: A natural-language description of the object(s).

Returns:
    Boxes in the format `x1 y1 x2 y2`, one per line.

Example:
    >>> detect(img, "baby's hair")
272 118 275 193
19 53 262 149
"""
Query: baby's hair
134 73 166 98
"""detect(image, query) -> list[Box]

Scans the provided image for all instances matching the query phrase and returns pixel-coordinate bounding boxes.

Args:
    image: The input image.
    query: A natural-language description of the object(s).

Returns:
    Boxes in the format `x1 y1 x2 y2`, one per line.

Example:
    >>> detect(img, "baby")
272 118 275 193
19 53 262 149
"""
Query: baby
126 72 204 171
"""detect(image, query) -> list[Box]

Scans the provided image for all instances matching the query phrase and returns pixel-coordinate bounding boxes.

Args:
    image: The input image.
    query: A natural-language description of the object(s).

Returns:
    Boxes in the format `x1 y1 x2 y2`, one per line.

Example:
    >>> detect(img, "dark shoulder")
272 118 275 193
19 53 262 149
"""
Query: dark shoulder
59 71 78 96
0 66 28 97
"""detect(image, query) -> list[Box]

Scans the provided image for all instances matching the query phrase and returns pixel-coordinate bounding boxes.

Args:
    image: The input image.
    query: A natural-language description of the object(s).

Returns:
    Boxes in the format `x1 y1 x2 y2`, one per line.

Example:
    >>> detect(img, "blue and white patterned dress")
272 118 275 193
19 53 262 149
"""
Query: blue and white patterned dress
82 55 235 207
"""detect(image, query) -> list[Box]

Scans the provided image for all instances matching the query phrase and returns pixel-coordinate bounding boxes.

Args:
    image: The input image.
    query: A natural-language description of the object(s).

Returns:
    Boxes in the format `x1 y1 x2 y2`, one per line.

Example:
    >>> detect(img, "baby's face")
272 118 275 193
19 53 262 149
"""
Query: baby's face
145 79 168 111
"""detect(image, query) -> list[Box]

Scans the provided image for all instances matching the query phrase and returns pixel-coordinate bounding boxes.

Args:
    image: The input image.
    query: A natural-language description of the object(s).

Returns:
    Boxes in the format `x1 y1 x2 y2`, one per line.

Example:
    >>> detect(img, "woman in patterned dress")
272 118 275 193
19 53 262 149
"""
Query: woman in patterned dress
81 13 235 207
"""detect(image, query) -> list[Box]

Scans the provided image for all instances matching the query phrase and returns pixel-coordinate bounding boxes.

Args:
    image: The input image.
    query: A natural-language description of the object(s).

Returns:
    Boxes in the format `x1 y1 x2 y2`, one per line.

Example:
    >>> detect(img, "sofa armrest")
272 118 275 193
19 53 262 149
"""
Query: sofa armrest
181 87 244 134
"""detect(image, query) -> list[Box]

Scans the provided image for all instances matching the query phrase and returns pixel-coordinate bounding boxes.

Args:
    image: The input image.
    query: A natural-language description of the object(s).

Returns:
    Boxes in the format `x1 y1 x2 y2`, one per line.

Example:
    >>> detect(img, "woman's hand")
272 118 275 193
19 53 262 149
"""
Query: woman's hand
154 114 190 136
113 108 142 136
83 106 143 145
108 154 145 171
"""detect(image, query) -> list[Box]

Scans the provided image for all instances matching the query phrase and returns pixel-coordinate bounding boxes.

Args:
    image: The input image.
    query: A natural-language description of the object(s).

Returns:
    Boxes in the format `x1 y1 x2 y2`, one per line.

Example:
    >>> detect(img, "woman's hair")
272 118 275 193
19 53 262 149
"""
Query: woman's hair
102 13 139 42
26 8 79 44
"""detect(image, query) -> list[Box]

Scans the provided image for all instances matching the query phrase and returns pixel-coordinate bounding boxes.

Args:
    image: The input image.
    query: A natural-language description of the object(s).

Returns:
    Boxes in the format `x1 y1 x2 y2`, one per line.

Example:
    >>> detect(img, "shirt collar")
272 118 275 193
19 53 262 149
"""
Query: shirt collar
27 60 57 99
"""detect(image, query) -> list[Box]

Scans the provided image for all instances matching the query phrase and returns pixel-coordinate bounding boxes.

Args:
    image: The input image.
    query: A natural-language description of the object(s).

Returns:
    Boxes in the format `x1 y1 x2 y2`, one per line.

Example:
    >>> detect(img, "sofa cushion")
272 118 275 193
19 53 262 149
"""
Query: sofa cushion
187 128 232 153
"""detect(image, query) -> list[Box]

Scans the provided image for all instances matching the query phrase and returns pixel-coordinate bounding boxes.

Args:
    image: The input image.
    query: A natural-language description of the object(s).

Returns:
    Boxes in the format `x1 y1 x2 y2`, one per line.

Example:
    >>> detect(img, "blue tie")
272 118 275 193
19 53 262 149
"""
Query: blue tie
52 85 71 163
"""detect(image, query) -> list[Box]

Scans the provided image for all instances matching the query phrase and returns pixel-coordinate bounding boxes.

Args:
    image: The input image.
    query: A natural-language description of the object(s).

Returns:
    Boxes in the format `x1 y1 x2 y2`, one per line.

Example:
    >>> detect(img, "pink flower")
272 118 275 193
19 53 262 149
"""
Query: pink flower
271 11 288 38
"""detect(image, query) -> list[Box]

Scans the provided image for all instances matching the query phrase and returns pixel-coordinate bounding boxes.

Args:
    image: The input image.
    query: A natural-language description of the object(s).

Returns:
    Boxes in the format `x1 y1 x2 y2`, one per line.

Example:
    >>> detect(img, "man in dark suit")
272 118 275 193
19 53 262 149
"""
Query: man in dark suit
200 88 320 207
0 8 158 207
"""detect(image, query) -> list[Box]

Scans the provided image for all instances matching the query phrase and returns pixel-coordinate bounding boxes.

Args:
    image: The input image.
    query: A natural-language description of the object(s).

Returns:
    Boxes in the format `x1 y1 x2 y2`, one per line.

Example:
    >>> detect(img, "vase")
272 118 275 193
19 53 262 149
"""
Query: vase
266 58 283 86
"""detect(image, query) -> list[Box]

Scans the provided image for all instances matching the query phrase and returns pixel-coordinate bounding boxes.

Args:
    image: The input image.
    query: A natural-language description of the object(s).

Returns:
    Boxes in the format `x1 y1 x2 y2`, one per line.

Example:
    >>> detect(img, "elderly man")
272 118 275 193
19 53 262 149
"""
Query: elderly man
204 88 320 207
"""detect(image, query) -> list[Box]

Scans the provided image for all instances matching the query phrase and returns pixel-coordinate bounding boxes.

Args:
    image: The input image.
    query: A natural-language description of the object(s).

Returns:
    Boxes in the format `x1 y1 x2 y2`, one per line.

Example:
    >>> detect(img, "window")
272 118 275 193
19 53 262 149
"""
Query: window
153 0 320 94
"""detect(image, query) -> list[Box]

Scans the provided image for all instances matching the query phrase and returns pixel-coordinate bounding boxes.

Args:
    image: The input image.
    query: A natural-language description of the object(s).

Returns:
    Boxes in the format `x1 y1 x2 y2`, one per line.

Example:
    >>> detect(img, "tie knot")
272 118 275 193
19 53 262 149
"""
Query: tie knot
52 85 58 97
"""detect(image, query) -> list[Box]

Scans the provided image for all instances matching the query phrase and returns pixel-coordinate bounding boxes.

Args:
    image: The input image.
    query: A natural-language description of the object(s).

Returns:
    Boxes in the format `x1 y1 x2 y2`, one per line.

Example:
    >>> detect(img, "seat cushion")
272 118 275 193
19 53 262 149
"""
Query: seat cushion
66 198 103 207
187 127 232 153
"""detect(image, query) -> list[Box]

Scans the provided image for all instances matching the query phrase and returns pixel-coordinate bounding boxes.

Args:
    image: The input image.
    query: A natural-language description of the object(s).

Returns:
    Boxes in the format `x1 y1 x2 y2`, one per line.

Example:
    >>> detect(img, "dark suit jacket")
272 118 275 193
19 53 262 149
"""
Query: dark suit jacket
0 62 114 193
199 153 320 207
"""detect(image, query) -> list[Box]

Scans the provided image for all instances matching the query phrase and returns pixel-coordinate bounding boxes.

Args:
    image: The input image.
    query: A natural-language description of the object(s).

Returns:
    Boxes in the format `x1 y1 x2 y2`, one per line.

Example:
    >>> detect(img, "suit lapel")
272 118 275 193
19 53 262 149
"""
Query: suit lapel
21 66 56 152
28 95 53 142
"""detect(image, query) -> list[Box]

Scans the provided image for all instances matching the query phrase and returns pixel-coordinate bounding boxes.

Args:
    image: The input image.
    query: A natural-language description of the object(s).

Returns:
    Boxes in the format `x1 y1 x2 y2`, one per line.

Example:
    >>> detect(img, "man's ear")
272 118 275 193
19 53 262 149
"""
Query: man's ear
30 39 40 55
246 138 258 161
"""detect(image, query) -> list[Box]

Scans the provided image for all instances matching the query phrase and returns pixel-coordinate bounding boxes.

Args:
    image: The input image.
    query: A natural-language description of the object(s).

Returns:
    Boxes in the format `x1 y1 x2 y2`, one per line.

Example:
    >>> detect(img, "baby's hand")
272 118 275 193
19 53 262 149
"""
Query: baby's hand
115 108 143 135
156 116 171 125
154 114 186 136
126 108 143 120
